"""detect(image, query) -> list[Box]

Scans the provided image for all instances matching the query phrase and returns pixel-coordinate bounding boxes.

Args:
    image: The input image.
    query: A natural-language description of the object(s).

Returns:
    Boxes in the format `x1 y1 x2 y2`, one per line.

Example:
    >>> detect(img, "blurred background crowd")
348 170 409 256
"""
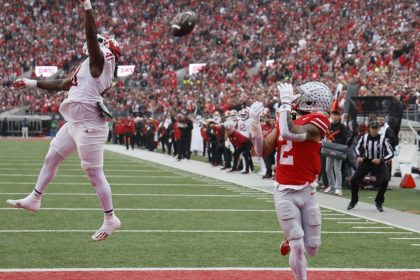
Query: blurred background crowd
0 0 418 117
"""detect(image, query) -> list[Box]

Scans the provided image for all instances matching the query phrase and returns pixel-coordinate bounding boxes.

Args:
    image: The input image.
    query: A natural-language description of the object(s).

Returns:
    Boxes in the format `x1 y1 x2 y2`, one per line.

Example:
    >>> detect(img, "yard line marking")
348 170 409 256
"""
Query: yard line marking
0 163 150 167
0 168 170 172
323 217 361 220
389 237 420 240
0 192 247 197
352 226 394 229
0 229 414 234
0 182 229 186
338 222 378 224
320 213 345 216
0 267 420 272
0 174 185 178
0 207 275 212
411 244 420 246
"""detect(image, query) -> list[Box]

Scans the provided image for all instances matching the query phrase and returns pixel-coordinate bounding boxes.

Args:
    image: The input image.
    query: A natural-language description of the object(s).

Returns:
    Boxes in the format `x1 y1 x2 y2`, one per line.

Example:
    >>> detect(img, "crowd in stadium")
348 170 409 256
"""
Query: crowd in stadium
1 0 418 117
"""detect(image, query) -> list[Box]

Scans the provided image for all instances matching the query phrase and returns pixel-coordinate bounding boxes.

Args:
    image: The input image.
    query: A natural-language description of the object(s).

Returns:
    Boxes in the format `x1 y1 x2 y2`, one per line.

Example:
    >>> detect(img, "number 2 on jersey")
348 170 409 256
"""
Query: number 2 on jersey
279 141 293 165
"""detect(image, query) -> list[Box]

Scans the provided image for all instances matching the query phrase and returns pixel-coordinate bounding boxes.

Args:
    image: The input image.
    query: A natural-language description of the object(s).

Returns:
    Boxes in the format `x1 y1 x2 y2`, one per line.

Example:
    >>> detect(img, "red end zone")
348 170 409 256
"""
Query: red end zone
1 269 420 280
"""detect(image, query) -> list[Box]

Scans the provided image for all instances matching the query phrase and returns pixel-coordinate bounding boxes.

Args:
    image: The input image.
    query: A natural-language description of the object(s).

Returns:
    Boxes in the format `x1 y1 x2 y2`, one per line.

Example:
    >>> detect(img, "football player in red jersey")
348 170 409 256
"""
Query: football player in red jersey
7 0 121 242
249 82 333 280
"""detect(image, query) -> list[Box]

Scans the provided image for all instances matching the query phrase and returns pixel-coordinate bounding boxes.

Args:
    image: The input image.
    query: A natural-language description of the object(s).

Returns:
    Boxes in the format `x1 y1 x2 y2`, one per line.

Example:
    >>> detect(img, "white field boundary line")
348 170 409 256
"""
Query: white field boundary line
0 229 413 235
0 182 229 186
0 267 419 272
411 244 420 246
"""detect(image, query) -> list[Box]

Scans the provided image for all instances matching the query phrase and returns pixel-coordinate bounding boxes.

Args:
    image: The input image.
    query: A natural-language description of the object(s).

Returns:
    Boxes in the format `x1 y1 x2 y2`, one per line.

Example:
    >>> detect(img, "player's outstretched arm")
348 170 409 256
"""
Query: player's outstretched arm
80 0 104 78
12 78 72 91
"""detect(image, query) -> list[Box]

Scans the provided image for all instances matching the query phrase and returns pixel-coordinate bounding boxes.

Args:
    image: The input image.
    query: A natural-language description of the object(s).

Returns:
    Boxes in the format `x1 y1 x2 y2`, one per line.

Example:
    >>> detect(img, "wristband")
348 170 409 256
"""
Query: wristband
82 0 92 10
278 103 292 112
26 79 37 88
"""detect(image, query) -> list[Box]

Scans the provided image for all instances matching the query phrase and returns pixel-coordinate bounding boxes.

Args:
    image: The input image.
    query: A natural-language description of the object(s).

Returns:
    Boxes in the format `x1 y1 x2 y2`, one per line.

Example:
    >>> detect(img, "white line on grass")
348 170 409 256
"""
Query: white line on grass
338 222 378 224
352 226 394 229
0 192 249 197
0 267 419 272
0 207 276 212
323 217 361 220
0 229 413 234
389 237 420 240
411 244 420 246
0 182 229 186
0 174 185 178
0 168 172 172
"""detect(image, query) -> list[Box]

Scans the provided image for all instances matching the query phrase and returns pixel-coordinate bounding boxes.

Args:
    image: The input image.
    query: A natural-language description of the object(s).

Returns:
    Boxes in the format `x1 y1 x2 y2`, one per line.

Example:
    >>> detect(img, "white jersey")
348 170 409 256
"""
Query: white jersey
237 118 251 138
59 47 116 124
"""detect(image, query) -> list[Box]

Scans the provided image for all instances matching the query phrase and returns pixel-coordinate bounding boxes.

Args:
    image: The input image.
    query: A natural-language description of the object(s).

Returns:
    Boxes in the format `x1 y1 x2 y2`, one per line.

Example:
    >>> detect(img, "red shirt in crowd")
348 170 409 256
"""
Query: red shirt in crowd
228 130 250 148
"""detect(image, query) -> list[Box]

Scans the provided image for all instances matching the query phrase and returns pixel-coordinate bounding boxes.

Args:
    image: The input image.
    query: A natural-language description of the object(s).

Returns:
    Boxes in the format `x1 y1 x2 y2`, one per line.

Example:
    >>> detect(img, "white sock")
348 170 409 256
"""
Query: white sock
85 168 114 219
34 149 65 194
289 238 307 280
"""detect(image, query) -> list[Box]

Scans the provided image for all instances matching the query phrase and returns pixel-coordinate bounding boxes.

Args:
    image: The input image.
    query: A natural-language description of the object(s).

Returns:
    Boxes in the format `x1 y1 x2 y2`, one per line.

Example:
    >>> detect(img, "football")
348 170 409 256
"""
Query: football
170 11 197 37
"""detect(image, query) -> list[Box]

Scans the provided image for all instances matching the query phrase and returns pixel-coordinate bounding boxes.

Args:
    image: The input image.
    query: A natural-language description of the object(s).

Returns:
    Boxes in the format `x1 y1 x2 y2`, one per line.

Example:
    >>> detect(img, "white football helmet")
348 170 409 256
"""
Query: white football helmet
239 108 249 121
295 81 333 113
82 34 122 58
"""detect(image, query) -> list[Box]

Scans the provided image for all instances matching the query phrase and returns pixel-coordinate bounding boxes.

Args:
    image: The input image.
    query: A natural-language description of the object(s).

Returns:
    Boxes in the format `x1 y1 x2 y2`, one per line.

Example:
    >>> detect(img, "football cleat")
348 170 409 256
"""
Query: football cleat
6 196 41 212
323 186 333 193
91 216 121 242
280 236 290 256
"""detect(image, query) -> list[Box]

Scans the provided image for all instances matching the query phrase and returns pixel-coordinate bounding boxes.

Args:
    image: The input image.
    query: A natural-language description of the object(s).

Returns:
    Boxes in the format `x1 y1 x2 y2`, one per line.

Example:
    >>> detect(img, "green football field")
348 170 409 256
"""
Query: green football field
0 139 419 269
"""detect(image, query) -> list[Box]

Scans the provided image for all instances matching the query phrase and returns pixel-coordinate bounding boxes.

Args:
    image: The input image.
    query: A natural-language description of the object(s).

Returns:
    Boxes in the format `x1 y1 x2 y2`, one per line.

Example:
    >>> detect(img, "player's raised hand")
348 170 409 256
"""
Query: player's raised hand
277 83 301 105
79 0 92 10
11 78 37 89
249 101 264 122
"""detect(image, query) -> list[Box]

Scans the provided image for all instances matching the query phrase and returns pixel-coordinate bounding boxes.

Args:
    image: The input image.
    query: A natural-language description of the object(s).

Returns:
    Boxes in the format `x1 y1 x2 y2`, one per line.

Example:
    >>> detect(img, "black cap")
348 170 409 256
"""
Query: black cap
369 121 380 128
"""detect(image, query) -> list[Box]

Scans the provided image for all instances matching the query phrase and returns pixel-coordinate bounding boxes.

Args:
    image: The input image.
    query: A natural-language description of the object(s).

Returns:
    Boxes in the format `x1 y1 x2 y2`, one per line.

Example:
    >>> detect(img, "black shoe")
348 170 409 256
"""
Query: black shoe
262 174 272 179
241 171 249 174
347 202 357 210
376 203 383 212
228 168 237 173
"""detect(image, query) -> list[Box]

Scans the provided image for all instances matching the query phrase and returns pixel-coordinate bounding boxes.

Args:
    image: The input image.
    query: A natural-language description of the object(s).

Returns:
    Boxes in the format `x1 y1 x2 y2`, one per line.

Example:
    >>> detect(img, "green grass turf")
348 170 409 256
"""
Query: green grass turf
0 139 419 269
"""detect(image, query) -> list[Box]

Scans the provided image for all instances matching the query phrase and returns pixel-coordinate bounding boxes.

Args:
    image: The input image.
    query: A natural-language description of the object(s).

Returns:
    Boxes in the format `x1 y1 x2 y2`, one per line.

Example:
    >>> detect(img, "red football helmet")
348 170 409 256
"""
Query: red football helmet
82 34 121 59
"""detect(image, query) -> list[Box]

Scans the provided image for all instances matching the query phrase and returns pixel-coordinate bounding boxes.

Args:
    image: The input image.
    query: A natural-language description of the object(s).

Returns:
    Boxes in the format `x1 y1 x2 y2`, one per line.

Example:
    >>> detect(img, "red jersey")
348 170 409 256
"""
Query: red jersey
228 130 250 148
275 113 329 186
200 127 209 142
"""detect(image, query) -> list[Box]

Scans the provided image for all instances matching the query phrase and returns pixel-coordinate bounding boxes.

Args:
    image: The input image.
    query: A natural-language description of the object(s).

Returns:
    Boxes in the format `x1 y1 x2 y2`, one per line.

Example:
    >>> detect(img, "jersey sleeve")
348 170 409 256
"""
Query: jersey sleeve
303 113 330 137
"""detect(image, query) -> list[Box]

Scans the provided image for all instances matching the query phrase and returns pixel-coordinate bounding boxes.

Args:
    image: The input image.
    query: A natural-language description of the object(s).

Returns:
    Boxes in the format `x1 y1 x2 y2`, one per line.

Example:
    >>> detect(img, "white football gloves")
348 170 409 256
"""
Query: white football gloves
276 83 301 112
248 101 264 138
249 101 264 122
79 0 92 10
11 78 37 89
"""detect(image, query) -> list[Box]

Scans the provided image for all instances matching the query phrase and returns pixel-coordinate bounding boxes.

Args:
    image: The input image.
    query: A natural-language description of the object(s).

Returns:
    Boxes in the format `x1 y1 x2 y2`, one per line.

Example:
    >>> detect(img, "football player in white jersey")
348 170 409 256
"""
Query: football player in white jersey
7 0 121 242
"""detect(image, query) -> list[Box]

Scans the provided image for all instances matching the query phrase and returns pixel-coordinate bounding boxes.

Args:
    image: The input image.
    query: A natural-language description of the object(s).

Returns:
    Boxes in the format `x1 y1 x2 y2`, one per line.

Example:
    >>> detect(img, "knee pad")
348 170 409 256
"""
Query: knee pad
276 199 304 240
302 206 322 248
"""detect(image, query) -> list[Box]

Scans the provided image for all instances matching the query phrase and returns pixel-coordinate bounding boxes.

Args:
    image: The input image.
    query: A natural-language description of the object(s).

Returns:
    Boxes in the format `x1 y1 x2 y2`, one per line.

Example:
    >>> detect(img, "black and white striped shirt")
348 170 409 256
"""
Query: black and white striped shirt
355 133 394 161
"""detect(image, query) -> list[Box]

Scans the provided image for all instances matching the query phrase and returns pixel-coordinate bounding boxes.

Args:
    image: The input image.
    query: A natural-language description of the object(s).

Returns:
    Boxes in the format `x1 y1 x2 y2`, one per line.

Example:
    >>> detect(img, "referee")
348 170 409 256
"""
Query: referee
347 120 394 212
